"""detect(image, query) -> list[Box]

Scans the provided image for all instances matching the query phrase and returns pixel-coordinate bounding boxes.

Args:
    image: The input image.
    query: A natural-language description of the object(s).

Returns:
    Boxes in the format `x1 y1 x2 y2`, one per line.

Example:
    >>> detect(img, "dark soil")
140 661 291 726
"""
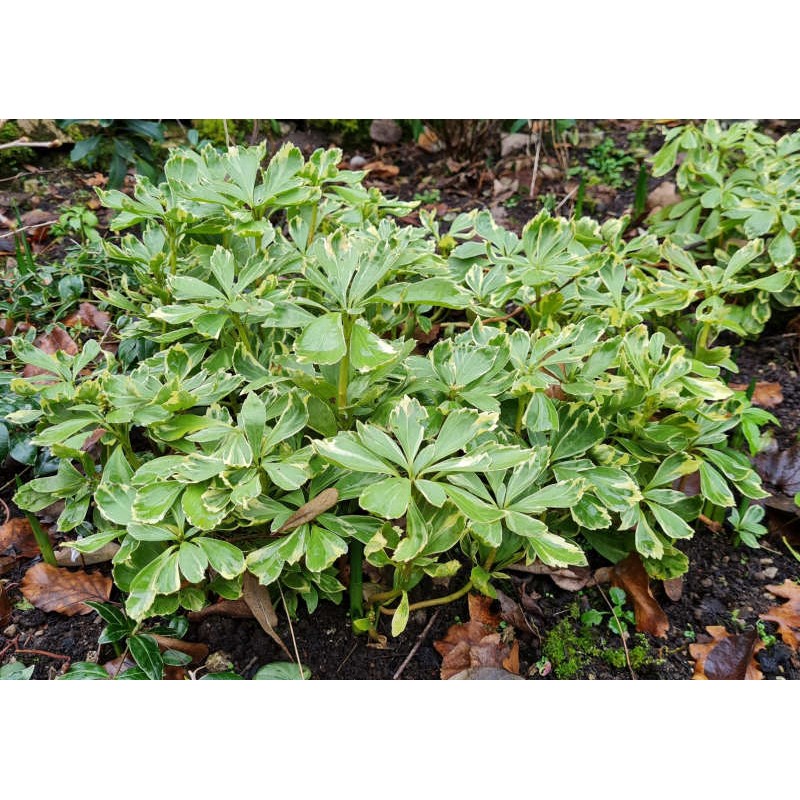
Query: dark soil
2 119 800 680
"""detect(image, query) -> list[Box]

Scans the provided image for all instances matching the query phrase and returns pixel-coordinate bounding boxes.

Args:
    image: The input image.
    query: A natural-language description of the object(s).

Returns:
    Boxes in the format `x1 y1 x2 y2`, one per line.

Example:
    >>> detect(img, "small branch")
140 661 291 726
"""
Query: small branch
555 185 578 214
528 133 542 199
15 647 70 660
595 584 636 680
0 219 58 240
392 609 440 680
0 138 62 152
277 582 306 679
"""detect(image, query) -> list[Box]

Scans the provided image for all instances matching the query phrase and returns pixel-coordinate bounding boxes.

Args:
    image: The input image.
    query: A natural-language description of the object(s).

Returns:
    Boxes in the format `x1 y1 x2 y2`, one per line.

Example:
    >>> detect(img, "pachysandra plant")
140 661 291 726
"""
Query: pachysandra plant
10 133 781 638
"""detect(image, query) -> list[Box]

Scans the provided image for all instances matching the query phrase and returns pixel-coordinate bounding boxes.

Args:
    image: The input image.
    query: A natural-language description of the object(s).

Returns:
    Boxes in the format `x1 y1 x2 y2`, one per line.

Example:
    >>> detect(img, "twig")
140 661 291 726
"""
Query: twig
555 185 578 214
277 582 306 679
335 642 359 675
483 305 526 325
528 133 542 199
0 139 62 152
0 496 9 526
0 220 58 240
15 647 70 660
594 584 636 680
392 608 440 680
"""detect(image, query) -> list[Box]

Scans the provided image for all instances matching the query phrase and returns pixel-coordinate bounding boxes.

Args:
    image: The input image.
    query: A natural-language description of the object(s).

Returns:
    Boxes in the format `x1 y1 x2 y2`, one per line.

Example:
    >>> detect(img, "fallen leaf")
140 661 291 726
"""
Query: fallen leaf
0 582 11 627
362 161 399 180
468 593 501 627
506 561 593 591
0 518 43 558
22 327 78 378
19 209 57 243
150 634 208 664
56 541 119 566
646 181 680 213
434 592 520 680
164 665 188 680
663 577 684 602
729 381 783 409
417 126 444 153
689 626 763 680
413 323 440 346
103 653 136 677
0 555 17 576
761 580 800 650
597 553 669 638
276 488 339 534
82 173 107 188
242 571 291 658
755 445 800 513
496 588 539 638
63 302 111 331
20 563 112 616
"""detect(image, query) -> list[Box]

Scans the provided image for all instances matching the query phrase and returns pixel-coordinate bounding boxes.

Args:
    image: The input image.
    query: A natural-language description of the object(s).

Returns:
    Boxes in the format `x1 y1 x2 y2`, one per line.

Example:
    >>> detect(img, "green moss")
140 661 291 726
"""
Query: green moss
542 603 662 678
192 119 253 146
0 120 34 176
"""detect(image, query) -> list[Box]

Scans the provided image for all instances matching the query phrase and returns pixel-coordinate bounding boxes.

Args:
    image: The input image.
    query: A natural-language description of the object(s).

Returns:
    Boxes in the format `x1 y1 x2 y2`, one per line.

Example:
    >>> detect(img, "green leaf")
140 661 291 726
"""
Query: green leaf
442 484 503 524
209 246 236 296
698 461 735 507
470 565 497 598
315 433 395 474
253 662 311 680
389 396 427 462
647 501 694 540
57 662 108 680
768 229 796 267
170 275 227 301
128 634 164 680
181 483 228 530
295 312 346 365
550 407 605 461
305 525 347 573
349 320 399 371
195 537 245 579
132 482 184 524
178 541 209 583
239 392 266 453
391 591 410 637
635 512 663 560
511 480 583 514
359 476 411 519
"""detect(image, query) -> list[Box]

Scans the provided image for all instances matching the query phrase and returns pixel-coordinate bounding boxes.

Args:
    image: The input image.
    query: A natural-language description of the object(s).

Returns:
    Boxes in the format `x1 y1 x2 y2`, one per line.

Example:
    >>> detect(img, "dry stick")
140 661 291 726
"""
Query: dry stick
0 496 10 526
277 582 306 679
392 608 441 680
528 133 542 199
0 220 58 240
594 583 636 680
555 184 578 214
0 139 62 152
15 647 70 660
335 642 359 676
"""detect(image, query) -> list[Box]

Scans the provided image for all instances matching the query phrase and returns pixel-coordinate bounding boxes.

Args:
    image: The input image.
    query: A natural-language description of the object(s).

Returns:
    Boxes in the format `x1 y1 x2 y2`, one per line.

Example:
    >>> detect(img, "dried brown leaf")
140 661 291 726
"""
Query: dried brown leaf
729 381 783 409
55 541 119 567
150 634 208 665
496 587 538 637
761 580 800 650
0 555 17 576
0 517 42 558
689 626 763 680
0 582 11 627
276 488 339 533
467 593 501 627
363 161 399 179
63 302 112 331
22 327 78 378
20 563 112 616
663 577 684 602
755 445 800 514
103 653 136 677
603 553 669 638
506 561 593 591
646 181 680 213
242 571 291 658
187 598 253 621
417 127 444 153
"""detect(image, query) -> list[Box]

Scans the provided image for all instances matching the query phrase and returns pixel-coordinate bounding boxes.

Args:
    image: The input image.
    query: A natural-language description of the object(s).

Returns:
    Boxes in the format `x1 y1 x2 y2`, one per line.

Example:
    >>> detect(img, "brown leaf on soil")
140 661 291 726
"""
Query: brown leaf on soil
417 127 444 154
242 571 291 658
55 541 119 567
276 488 339 534
597 553 670 638
663 577 684 602
495 588 537 637
761 580 800 650
20 563 112 616
755 445 800 514
689 626 764 680
506 561 593 591
413 323 441 346
82 173 108 188
0 582 11 627
103 653 136 677
434 593 521 680
0 555 17 575
0 517 43 558
362 161 399 180
22 326 78 378
729 381 783 409
468 593 501 627
646 181 680 214
63 302 112 331
150 634 209 664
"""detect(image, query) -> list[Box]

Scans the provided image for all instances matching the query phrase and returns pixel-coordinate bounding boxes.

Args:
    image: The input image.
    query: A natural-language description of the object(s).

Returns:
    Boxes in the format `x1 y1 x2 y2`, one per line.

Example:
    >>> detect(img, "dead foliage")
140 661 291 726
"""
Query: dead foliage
689 626 763 680
63 301 111 331
276 488 339 534
754 444 800 514
434 593 520 680
0 582 11 627
761 580 800 650
21 326 78 378
187 597 253 621
0 517 43 558
595 553 669 638
663 577 684 602
55 541 119 567
242 571 291 658
506 560 593 591
20 563 112 616
729 381 784 409
362 161 399 180
150 634 208 664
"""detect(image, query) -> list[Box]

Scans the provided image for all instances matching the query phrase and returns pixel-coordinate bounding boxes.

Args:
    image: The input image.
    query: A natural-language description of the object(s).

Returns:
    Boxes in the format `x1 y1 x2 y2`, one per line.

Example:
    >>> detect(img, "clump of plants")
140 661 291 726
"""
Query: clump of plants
9 139 776 646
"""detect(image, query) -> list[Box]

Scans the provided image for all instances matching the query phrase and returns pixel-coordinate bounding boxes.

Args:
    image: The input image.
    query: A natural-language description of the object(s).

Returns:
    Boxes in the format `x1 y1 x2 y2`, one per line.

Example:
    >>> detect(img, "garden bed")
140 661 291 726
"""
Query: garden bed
1 119 799 680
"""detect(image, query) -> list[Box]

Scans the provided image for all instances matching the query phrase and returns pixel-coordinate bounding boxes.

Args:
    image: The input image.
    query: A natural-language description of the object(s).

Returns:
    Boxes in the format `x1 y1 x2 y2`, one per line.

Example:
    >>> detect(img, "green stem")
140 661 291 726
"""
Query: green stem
349 541 364 631
15 477 57 567
337 314 353 422
696 322 711 352
515 395 526 436
381 580 474 615
232 314 256 357
113 427 141 470
306 205 319 250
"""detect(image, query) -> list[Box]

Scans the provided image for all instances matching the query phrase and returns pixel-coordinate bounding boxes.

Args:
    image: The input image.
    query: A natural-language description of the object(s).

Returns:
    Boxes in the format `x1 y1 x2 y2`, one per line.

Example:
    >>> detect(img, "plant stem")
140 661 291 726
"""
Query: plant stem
349 541 364 631
337 314 352 422
17 501 57 567
232 314 256 357
380 580 474 615
515 395 526 436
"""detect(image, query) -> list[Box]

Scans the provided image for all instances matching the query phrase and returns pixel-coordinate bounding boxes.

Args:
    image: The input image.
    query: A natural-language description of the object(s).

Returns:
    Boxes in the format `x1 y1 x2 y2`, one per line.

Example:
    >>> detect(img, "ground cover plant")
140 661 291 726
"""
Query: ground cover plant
2 119 800 680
